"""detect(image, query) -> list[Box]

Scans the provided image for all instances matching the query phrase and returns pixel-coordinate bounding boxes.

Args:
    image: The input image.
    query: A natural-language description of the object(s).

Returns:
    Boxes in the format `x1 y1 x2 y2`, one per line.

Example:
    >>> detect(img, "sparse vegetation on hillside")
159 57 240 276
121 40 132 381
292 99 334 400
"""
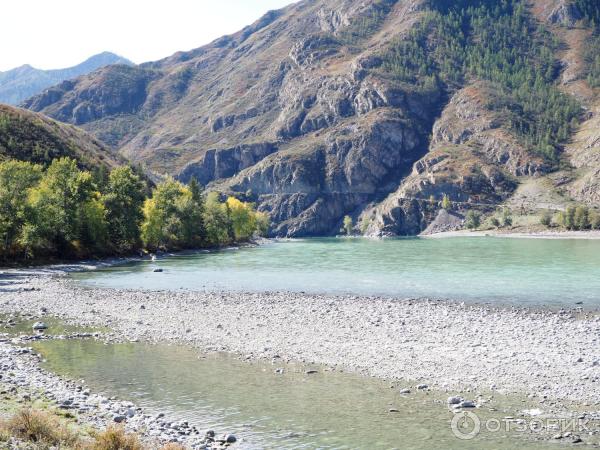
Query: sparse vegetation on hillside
338 0 397 44
0 105 120 170
381 0 581 163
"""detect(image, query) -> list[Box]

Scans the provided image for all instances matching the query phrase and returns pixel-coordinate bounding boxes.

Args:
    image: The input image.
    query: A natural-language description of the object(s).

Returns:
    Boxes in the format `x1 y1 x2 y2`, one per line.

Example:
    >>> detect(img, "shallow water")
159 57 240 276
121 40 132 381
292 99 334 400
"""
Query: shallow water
32 339 551 449
0 313 101 336
72 237 600 307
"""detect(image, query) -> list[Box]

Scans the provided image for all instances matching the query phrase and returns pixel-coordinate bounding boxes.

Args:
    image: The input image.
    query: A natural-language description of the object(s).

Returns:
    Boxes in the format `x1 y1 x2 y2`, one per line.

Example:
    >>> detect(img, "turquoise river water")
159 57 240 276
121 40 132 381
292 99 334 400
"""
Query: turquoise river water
72 237 600 308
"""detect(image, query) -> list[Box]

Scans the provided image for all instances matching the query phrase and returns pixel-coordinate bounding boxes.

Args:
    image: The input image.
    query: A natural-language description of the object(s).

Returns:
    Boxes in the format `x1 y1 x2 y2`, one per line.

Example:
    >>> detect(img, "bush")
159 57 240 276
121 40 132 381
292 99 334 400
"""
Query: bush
501 208 513 227
591 211 600 230
90 425 143 450
342 215 354 235
540 211 553 227
557 205 591 230
490 217 500 228
441 194 452 211
464 210 481 229
1 409 78 447
574 206 590 230
160 444 187 450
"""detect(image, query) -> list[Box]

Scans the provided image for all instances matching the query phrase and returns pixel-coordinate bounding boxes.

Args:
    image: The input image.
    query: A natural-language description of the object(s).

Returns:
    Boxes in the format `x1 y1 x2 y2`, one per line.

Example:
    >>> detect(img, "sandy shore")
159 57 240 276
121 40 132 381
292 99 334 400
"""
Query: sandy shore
1 274 599 409
422 229 600 239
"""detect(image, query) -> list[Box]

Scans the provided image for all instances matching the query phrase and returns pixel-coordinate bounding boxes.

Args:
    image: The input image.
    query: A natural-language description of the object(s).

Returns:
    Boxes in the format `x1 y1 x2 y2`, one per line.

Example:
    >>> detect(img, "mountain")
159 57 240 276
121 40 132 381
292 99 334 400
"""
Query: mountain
0 103 123 170
22 0 600 237
0 52 132 106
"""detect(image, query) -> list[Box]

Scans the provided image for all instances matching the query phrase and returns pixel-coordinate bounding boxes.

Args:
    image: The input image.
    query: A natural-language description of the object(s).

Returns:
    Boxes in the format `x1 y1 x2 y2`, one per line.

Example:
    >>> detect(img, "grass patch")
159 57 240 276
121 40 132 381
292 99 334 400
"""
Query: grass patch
88 425 143 450
0 408 79 447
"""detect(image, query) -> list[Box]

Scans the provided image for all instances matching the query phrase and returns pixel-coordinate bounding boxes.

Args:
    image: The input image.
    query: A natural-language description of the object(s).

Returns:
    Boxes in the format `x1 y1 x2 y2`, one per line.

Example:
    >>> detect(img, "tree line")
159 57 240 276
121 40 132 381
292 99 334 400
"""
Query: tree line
0 158 268 260
381 0 581 163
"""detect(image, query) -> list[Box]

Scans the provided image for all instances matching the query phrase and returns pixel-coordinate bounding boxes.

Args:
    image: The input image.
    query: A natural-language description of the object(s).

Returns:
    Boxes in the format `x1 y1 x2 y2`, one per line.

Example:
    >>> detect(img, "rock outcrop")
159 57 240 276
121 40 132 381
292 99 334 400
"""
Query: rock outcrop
20 0 600 236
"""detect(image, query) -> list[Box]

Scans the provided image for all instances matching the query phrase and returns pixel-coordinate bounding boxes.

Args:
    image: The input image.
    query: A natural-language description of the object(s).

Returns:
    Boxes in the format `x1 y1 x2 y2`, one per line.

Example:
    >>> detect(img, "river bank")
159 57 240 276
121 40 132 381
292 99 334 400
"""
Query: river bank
2 274 599 408
422 229 600 239
0 331 237 449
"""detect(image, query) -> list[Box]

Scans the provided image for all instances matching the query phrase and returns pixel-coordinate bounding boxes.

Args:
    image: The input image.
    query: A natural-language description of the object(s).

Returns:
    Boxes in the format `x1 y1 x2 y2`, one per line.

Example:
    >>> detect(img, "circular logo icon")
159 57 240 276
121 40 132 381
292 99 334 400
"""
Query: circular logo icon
451 411 481 440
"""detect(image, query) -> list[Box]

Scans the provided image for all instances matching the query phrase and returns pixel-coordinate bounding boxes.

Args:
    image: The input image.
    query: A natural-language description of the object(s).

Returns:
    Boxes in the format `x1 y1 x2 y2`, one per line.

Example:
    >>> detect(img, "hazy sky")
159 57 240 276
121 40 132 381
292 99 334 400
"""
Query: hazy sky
1 0 296 71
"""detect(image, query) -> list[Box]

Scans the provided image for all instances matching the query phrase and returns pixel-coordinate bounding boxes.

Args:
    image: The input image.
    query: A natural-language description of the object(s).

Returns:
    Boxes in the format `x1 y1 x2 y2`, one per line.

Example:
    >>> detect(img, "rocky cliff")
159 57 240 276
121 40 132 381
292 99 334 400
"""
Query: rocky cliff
22 0 600 236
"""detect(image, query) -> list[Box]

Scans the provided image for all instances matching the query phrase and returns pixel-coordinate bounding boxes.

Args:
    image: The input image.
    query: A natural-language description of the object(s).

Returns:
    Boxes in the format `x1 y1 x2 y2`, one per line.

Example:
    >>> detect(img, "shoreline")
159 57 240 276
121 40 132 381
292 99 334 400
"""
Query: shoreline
421 229 600 239
0 334 233 448
1 274 599 408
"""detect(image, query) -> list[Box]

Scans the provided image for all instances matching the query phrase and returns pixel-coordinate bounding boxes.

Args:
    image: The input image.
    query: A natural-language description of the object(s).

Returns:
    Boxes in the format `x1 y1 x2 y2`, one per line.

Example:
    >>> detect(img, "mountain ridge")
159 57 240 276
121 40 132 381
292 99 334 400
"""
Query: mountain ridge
0 52 132 106
0 103 124 170
22 0 600 237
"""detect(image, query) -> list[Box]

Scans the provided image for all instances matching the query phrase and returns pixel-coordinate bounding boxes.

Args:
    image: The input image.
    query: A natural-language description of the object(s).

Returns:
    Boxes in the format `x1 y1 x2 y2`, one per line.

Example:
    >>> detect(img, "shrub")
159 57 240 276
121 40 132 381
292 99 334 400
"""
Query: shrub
501 208 513 227
342 215 353 235
464 210 481 229
90 425 143 450
490 217 500 228
160 444 187 450
574 206 590 230
441 194 452 211
2 409 78 446
591 211 600 230
540 211 553 227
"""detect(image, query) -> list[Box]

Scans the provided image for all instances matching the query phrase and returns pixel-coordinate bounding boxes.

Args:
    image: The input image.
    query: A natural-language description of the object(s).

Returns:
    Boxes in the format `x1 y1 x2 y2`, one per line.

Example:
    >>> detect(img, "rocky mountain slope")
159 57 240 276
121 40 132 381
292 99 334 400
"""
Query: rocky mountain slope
0 52 132 106
22 0 600 236
0 104 123 170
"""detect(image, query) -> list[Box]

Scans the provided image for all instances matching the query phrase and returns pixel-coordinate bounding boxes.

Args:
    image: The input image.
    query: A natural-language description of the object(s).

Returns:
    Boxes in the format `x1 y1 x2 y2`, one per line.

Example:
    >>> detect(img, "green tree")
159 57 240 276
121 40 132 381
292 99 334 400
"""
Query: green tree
540 211 553 227
203 192 232 246
342 215 354 235
0 160 42 256
226 197 258 241
22 158 101 256
574 206 590 230
255 211 270 237
141 178 204 250
103 167 146 252
591 211 600 230
441 194 452 211
564 206 577 229
465 210 481 229
502 208 513 227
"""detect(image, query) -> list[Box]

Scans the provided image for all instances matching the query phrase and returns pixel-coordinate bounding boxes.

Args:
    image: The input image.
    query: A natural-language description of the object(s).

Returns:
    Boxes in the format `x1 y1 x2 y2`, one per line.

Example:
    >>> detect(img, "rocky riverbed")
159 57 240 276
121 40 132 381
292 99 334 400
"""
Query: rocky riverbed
0 330 236 448
1 272 599 410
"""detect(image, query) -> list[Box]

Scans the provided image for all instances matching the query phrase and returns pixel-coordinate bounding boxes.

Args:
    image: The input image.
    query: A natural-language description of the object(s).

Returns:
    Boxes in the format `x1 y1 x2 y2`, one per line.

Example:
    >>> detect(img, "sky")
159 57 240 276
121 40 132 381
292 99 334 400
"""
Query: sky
0 0 297 71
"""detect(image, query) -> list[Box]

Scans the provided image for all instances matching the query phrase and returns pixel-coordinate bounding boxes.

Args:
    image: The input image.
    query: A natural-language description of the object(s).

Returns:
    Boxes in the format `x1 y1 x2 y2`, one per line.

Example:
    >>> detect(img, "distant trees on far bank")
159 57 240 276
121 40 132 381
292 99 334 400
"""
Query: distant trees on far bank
0 158 269 261
554 205 600 231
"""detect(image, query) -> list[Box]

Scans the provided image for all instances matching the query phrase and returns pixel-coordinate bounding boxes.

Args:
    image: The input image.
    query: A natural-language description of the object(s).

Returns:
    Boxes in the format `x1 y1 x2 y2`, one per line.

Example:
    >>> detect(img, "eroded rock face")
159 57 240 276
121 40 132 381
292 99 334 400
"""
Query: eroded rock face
431 83 547 177
22 0 597 236
547 1 582 26
363 84 532 237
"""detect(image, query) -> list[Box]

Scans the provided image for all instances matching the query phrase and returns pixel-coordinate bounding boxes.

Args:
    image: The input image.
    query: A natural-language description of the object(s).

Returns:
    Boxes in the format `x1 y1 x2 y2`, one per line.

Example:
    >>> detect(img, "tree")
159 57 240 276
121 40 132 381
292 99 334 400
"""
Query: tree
465 210 481 230
441 194 452 211
502 208 513 227
342 215 354 235
0 160 42 256
203 192 232 247
255 212 270 237
227 197 261 241
574 206 590 230
103 167 145 252
141 178 204 250
591 211 600 230
22 158 100 256
563 206 577 229
540 211 552 227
